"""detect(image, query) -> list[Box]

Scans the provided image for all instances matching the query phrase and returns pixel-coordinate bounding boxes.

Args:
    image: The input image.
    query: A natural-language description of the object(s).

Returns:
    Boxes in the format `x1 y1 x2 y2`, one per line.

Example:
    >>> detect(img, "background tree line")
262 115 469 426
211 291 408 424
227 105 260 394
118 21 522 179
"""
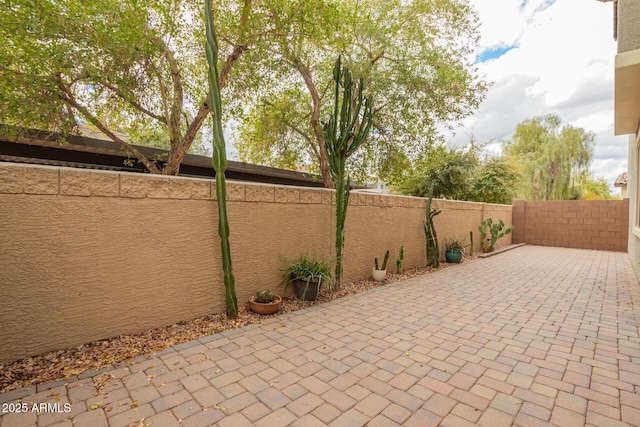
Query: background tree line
0 0 486 188
395 114 617 203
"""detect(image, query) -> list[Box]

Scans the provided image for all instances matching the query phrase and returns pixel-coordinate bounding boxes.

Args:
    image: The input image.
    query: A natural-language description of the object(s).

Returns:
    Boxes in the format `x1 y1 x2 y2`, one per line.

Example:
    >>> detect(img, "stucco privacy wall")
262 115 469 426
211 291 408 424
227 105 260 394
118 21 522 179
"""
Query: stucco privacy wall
0 162 512 362
512 199 629 252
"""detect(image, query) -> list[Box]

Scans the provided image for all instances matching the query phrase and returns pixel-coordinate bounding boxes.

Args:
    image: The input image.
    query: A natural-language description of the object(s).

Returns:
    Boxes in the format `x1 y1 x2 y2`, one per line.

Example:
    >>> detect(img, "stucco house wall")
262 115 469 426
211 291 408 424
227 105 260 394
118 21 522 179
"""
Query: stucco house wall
613 0 640 278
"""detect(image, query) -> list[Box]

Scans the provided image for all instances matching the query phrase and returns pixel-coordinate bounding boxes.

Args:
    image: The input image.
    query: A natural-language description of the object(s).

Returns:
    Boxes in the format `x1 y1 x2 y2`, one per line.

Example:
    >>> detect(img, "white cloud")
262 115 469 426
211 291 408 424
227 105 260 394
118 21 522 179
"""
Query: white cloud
449 0 629 190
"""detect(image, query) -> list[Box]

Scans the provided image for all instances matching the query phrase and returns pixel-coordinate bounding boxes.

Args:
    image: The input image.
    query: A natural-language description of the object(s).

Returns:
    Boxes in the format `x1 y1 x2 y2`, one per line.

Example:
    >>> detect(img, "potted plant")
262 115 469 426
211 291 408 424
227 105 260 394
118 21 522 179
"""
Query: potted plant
248 290 282 315
281 253 334 301
445 238 465 263
373 250 389 281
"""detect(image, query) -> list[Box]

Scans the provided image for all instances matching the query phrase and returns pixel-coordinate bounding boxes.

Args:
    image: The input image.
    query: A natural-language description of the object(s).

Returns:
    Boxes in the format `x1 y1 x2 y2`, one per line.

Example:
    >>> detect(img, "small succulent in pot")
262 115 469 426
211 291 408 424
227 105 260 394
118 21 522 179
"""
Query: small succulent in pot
373 250 390 281
248 289 282 315
254 289 276 303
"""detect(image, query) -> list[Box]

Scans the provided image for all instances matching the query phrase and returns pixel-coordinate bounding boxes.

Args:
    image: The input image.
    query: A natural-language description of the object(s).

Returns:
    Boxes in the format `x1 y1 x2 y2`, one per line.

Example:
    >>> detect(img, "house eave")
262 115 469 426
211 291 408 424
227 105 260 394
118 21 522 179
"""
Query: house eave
615 48 640 135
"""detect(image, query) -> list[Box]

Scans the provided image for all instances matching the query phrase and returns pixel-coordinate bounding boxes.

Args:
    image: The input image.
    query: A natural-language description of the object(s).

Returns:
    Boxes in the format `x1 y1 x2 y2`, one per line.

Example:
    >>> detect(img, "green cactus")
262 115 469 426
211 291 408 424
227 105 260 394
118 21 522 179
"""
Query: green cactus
254 290 276 303
469 231 474 257
424 184 441 267
375 251 390 270
204 0 238 318
479 218 514 252
396 245 404 274
323 56 374 288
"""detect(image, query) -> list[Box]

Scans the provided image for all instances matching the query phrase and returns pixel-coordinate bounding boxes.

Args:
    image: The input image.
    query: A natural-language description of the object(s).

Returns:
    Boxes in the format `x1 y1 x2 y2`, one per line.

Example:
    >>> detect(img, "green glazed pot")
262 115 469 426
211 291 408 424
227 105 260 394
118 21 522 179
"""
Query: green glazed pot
445 250 463 263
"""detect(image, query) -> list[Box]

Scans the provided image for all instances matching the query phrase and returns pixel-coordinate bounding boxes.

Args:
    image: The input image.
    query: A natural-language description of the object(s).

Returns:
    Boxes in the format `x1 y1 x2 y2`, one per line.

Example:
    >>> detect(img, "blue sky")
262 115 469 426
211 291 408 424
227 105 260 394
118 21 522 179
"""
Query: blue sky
477 46 516 63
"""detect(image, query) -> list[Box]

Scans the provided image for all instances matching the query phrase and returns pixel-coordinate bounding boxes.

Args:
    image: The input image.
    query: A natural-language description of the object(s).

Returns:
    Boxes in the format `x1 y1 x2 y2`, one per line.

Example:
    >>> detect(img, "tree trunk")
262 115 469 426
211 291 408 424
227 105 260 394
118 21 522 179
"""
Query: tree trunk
291 58 334 188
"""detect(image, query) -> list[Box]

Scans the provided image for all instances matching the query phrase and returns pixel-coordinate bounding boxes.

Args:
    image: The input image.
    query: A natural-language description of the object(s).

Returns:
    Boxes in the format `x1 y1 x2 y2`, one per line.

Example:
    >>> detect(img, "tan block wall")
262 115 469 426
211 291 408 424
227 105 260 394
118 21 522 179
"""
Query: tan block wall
512 199 629 252
0 163 512 362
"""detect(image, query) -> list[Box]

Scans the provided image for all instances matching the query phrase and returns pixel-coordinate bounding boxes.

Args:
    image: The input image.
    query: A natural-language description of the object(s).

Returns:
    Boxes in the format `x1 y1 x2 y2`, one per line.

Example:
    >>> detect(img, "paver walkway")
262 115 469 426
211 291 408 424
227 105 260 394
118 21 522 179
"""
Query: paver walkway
2 245 640 427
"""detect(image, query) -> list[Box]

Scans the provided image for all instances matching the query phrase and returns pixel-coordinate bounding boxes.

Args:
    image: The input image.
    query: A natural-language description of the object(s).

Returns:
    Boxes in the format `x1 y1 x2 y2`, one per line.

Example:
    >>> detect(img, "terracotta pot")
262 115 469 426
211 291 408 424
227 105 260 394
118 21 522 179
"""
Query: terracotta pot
248 295 282 315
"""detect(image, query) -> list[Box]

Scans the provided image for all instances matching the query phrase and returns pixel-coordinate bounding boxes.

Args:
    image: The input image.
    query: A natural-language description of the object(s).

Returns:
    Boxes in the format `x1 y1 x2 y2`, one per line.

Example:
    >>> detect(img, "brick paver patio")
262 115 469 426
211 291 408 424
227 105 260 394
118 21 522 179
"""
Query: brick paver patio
2 245 640 427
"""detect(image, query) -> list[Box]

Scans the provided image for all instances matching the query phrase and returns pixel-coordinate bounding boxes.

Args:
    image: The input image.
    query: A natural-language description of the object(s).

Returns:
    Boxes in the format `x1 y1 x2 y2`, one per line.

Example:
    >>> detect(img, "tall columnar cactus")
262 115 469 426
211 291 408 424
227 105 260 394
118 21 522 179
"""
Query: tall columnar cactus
396 245 404 274
204 0 238 318
323 56 373 287
424 184 441 267
375 250 390 271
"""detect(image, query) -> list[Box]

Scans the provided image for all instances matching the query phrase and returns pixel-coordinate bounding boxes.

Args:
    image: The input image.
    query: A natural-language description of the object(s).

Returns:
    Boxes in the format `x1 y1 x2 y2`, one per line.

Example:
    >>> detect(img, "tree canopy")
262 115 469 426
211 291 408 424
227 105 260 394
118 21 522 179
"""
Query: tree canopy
503 114 595 200
396 145 478 200
0 0 248 174
395 144 520 205
226 0 488 186
1 0 486 184
467 157 520 205
576 173 618 200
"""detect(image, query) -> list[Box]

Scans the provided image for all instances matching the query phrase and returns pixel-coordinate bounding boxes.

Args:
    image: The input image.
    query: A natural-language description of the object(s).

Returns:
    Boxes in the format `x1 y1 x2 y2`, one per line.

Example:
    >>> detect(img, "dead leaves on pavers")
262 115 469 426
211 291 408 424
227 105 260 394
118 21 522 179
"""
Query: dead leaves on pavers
0 264 463 394
93 373 114 391
128 417 151 427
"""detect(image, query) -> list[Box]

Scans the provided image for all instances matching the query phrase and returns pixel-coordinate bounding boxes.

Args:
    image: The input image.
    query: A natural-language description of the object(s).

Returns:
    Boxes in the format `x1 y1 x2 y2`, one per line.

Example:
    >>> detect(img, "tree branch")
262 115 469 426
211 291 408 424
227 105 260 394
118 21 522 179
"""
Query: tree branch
219 44 248 89
287 55 332 187
161 42 184 143
370 50 385 66
180 0 252 164
54 74 162 174
148 59 171 129
99 80 166 123
148 37 183 148
263 100 318 159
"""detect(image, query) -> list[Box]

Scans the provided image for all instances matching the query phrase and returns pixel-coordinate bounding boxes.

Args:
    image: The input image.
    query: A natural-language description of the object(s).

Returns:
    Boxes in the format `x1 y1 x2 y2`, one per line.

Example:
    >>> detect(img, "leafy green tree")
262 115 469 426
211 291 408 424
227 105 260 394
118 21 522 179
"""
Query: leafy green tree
396 145 478 200
232 0 487 187
503 115 594 200
468 157 520 205
576 174 617 200
2 0 485 184
0 0 251 174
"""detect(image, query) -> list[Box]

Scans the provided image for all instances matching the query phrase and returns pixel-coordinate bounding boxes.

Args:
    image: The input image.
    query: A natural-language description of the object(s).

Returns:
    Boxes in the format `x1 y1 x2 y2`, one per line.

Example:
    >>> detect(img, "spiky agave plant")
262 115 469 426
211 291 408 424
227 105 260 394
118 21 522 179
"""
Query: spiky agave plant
204 0 238 318
323 56 373 288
